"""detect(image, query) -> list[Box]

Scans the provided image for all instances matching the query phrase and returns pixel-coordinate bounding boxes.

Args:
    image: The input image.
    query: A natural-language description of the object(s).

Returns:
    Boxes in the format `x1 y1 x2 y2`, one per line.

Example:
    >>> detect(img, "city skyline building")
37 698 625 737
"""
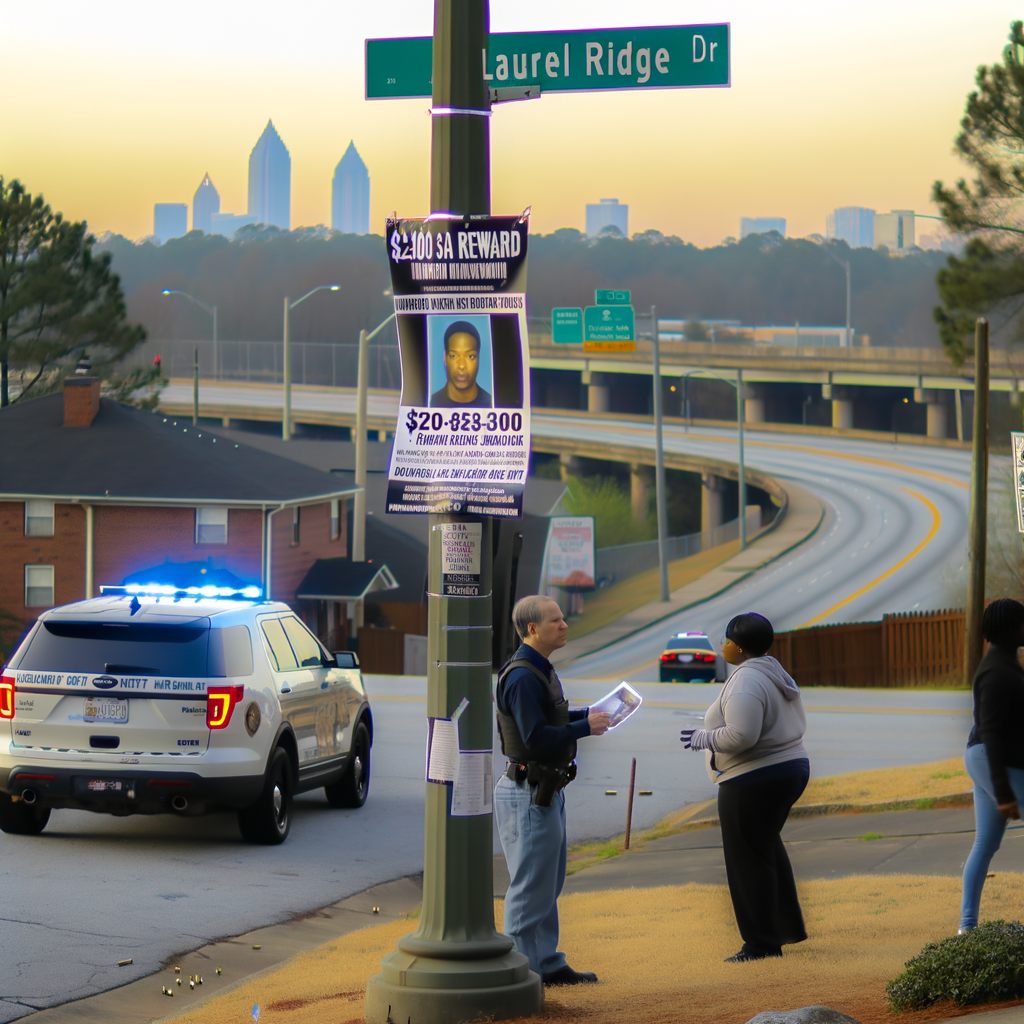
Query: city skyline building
209 212 256 238
248 119 291 230
192 173 220 234
153 203 187 244
827 206 875 248
740 216 786 239
586 198 628 238
332 141 370 234
875 209 916 251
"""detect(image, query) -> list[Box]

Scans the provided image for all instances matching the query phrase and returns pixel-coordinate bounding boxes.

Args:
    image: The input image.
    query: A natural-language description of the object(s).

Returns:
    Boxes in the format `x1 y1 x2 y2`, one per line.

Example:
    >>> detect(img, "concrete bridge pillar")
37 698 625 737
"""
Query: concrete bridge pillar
744 385 765 424
559 453 581 481
584 371 610 413
915 388 948 439
832 398 854 429
701 473 726 533
630 463 652 526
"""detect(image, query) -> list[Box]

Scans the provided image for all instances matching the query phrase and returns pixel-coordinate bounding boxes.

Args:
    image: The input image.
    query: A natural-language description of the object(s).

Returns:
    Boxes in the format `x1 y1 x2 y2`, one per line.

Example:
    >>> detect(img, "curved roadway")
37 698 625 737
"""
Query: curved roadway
532 414 972 683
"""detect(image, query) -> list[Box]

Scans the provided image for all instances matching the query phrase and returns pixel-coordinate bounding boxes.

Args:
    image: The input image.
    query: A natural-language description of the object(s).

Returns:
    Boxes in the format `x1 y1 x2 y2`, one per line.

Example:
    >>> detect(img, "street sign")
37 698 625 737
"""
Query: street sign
366 24 730 99
552 307 583 344
584 304 635 352
595 289 630 305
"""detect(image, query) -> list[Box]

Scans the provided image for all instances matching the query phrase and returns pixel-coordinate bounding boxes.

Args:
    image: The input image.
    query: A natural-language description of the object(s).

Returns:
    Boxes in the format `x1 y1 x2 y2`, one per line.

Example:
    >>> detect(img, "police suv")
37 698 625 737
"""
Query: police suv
0 586 372 844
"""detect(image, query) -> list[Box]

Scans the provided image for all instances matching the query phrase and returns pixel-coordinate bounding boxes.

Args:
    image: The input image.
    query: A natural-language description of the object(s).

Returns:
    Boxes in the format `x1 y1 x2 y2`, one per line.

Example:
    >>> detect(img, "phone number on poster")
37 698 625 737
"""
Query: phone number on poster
405 410 524 433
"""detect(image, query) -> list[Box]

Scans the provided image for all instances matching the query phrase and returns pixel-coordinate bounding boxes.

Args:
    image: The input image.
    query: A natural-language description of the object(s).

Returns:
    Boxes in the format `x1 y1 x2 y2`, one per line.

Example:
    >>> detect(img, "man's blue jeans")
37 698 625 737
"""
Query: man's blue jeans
960 743 1024 930
494 774 568 976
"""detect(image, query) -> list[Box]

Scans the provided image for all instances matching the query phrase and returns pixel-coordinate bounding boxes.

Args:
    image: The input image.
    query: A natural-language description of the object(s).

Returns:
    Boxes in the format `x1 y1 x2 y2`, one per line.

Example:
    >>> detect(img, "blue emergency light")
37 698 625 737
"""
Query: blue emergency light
99 583 263 601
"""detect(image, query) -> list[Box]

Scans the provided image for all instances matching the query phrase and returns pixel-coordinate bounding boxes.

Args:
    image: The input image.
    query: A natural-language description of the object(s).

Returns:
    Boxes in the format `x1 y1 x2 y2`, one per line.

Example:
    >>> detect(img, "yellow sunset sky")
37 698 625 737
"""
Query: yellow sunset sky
1 0 1017 245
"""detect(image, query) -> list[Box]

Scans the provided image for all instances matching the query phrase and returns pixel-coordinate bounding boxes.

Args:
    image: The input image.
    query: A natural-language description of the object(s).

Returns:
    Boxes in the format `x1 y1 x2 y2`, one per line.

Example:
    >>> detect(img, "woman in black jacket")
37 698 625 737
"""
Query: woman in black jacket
959 598 1024 932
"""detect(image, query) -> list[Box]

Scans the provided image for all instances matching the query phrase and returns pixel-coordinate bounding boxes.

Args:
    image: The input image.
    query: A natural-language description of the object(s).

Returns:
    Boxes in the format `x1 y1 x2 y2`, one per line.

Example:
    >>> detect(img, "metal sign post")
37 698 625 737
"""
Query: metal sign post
365 3 542 1022
964 317 989 688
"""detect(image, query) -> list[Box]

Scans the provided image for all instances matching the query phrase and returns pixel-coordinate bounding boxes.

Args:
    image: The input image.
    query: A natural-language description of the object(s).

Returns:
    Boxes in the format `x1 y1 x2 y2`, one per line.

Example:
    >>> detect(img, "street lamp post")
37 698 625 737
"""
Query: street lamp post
650 306 669 601
161 289 218 376
282 285 340 440
352 311 396 562
679 367 748 551
816 244 851 347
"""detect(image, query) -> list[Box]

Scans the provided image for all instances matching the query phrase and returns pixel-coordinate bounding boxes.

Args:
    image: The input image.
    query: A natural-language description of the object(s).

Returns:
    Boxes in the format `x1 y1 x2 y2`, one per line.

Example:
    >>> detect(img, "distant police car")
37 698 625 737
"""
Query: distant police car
0 585 372 844
659 631 726 683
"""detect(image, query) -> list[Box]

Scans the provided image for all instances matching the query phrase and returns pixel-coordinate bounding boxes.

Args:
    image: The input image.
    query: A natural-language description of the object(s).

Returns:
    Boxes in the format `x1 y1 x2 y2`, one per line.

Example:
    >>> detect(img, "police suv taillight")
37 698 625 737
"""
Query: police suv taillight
207 686 244 729
0 672 14 719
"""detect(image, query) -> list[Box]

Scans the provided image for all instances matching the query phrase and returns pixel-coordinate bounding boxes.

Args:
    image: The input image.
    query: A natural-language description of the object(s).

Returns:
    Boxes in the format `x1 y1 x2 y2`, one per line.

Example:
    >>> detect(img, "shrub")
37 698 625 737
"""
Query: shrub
886 921 1024 1011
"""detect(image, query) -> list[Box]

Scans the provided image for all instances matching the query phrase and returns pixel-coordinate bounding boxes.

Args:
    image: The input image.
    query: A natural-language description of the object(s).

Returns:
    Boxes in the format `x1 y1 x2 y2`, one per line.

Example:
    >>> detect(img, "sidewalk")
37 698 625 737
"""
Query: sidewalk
552 477 826 667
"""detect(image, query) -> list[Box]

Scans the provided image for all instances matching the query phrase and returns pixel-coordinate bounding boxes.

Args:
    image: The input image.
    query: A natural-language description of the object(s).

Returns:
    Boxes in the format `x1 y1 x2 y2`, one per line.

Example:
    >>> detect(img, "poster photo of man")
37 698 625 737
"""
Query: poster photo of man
428 316 493 408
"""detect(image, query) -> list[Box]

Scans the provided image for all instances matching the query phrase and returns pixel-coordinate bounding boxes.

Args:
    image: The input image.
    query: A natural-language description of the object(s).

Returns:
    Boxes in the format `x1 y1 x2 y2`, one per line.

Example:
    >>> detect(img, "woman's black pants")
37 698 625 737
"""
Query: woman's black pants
717 772 809 953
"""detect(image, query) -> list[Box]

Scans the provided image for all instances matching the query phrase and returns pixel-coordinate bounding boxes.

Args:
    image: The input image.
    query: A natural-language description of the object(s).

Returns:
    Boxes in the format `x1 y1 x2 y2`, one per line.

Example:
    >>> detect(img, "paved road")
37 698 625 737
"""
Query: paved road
0 677 972 1021
538 416 974 682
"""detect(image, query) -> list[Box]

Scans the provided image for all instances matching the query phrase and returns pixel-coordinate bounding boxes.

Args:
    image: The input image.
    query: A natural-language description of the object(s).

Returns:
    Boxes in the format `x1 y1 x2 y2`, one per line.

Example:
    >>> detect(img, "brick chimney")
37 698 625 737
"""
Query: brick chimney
64 377 100 427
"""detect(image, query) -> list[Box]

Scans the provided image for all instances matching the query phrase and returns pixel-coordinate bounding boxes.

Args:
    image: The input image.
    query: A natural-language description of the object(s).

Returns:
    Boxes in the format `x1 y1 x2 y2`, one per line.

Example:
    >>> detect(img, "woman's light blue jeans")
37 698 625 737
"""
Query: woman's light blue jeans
960 743 1024 930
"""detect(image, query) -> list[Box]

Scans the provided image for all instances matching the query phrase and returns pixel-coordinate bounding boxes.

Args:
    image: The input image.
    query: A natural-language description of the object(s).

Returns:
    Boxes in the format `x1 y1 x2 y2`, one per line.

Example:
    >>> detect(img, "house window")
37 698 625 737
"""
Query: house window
25 500 55 537
330 499 340 541
25 564 54 607
196 507 228 545
291 506 300 546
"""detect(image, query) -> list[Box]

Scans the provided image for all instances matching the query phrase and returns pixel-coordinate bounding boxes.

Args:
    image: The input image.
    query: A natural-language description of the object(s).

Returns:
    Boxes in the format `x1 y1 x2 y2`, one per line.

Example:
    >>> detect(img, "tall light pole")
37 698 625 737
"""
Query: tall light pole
964 317 990 687
282 285 340 440
816 243 851 347
679 367 748 551
651 306 669 600
161 290 218 376
352 310 396 562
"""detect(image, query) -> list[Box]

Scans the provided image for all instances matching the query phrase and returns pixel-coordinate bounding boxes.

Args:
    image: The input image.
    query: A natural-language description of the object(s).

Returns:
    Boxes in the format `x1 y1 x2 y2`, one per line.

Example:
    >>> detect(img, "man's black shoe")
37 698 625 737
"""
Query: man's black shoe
542 965 598 986
724 947 782 963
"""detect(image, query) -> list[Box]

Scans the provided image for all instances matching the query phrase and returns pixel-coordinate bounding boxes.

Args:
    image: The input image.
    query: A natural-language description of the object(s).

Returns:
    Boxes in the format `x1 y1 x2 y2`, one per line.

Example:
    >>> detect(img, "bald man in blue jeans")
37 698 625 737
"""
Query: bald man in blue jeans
494 595 610 986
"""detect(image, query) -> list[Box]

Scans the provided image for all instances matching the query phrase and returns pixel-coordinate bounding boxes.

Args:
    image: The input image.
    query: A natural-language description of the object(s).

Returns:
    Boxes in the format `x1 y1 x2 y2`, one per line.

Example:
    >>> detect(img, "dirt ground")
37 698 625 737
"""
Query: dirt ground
164 872 1024 1024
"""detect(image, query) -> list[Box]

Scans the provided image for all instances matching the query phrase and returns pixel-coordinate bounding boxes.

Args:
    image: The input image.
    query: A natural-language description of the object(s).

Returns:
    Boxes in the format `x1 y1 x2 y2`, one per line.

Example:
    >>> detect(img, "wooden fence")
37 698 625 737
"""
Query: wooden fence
772 608 965 687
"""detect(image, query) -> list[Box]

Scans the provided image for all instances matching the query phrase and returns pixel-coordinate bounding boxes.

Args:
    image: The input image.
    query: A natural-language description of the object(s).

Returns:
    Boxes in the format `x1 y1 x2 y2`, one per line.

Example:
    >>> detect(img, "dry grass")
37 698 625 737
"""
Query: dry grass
163 875 1024 1024
565 757 973 876
564 539 743 640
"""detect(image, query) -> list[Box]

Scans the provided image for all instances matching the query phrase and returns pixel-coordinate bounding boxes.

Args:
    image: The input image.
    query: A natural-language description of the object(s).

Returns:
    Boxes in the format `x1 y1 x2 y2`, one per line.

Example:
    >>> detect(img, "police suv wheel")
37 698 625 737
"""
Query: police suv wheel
0 793 51 836
238 747 293 845
324 722 371 809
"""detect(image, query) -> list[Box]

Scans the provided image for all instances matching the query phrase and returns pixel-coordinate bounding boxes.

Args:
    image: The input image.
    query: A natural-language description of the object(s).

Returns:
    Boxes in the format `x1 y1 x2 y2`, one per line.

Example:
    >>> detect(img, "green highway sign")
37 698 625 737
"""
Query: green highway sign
595 289 631 305
584 304 635 342
366 24 730 100
552 307 583 344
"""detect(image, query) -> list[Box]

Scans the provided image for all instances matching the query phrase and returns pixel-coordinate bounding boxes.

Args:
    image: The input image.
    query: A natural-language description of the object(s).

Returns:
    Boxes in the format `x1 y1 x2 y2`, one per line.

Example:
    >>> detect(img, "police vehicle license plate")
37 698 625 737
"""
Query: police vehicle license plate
84 697 129 724
74 777 136 798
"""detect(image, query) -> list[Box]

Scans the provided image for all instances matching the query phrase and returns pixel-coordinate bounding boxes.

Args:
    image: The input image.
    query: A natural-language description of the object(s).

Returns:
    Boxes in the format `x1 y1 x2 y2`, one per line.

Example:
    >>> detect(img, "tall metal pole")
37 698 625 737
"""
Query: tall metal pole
212 306 218 380
366 2 541 1020
964 317 990 688
844 262 851 348
738 367 747 550
192 345 199 426
652 306 669 600
282 297 291 440
352 328 369 561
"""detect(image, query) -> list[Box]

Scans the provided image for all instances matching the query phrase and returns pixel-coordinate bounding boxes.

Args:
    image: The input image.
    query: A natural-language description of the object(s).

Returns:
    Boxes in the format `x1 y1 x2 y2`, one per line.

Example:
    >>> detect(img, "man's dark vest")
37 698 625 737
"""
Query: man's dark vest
495 657 574 769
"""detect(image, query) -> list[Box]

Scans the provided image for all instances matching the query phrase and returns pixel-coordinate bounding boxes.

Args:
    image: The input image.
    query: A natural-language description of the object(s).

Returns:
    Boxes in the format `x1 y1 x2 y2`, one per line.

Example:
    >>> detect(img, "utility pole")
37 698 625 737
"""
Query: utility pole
352 328 369 561
844 260 851 348
737 367 747 550
652 306 669 600
192 345 199 426
964 317 989 687
282 297 291 440
212 306 219 380
366 2 541 1021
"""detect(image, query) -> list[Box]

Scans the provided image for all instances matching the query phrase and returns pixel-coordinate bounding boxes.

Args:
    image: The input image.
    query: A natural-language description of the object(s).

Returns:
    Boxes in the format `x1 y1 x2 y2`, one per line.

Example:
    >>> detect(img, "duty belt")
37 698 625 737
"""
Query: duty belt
504 759 578 807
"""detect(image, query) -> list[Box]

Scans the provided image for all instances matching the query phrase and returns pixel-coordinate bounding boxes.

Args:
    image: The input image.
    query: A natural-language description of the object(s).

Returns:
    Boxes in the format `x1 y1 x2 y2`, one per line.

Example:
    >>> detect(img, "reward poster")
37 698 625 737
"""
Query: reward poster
385 213 531 518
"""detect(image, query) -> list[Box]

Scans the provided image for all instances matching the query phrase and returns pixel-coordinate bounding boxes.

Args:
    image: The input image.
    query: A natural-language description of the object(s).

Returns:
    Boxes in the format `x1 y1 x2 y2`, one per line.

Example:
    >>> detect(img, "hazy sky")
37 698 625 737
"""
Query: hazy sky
1 1 1017 245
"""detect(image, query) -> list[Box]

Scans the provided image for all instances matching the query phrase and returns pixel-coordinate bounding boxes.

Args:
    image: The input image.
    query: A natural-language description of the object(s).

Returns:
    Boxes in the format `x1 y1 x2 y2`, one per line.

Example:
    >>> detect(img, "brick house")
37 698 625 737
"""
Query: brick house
0 378 369 654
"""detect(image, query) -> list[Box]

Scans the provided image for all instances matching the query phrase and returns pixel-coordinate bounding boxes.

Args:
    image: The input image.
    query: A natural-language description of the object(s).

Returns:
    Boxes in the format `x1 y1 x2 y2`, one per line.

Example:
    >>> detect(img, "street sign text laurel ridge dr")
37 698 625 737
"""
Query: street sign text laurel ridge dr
366 24 731 99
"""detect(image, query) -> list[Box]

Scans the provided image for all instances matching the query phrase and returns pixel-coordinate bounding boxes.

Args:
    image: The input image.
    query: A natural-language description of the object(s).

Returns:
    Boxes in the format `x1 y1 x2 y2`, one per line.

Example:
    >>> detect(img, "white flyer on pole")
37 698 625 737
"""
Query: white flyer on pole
451 750 494 816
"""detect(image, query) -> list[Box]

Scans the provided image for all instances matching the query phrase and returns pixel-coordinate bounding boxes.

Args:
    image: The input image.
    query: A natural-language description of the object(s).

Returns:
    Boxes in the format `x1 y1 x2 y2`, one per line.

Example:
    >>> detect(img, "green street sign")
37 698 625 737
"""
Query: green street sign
552 307 583 344
584 305 635 342
366 24 730 100
595 289 630 305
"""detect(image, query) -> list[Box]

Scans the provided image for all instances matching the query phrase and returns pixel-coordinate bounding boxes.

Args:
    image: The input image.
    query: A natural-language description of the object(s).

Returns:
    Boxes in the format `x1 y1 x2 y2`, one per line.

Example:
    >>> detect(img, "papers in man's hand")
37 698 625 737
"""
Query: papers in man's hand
590 682 643 729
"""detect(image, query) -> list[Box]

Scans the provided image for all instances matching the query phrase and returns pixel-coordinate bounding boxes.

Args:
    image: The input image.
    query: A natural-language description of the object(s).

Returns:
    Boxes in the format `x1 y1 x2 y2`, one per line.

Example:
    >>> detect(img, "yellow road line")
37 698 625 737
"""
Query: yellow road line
798 487 941 627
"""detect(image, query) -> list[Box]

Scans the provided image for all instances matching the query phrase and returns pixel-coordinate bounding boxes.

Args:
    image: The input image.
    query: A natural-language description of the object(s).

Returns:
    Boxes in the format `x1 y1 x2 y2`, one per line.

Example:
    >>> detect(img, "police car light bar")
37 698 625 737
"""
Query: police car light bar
99 584 263 600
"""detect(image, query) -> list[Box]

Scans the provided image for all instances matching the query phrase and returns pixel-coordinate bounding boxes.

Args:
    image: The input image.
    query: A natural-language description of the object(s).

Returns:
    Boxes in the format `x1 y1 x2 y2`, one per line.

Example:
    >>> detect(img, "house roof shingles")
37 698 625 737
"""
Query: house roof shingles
0 394 357 505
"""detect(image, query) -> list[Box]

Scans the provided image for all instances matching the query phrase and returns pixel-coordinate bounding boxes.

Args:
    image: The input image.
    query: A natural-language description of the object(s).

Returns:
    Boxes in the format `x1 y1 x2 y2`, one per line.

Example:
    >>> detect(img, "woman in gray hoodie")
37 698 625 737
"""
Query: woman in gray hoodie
680 612 809 962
